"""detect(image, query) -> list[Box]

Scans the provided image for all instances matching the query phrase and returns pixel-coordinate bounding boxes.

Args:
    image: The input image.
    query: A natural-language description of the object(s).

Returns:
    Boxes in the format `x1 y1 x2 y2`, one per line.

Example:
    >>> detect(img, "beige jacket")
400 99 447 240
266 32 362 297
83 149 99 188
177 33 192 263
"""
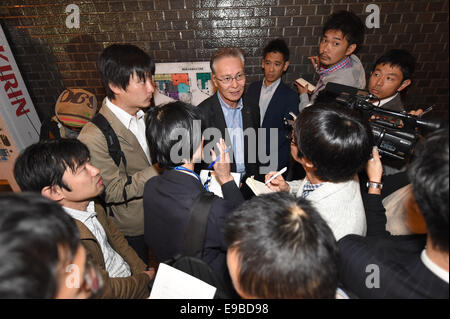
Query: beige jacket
78 99 158 236
75 203 150 299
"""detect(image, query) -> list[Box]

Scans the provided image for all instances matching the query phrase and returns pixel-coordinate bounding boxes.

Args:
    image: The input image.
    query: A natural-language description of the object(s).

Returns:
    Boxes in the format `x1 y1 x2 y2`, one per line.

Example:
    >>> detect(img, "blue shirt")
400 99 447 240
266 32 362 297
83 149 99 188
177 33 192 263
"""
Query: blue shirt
217 92 246 175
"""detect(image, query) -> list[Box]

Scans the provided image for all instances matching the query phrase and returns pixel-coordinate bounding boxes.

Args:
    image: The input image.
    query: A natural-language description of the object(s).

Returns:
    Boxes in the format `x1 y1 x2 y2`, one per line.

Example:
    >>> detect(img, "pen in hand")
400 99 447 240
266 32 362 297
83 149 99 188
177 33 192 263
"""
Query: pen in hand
265 167 287 185
208 145 231 169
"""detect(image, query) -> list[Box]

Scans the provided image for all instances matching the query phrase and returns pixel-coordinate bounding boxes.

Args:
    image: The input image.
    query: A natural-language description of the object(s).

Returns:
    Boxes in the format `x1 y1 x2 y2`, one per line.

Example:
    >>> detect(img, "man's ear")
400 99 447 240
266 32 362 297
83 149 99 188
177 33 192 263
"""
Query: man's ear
283 61 290 72
345 43 357 56
397 79 411 93
108 82 123 96
301 157 315 169
41 185 64 202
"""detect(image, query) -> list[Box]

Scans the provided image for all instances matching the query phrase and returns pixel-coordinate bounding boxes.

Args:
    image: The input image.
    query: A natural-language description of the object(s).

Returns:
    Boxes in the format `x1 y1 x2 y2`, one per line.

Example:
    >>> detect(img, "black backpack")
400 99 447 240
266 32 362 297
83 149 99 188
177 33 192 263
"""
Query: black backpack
150 191 236 299
91 113 133 212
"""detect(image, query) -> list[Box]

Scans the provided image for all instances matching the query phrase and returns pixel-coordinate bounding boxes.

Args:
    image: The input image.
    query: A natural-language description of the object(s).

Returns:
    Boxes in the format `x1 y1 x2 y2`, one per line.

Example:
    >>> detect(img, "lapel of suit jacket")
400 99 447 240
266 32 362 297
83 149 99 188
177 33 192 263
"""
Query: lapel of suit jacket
261 81 285 128
382 94 404 112
99 100 149 165
211 93 227 137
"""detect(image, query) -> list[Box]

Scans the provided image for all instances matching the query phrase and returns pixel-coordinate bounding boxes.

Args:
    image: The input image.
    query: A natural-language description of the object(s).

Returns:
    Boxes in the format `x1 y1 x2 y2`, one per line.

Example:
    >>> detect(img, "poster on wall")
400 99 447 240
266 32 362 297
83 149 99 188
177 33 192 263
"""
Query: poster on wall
154 62 216 106
0 24 41 191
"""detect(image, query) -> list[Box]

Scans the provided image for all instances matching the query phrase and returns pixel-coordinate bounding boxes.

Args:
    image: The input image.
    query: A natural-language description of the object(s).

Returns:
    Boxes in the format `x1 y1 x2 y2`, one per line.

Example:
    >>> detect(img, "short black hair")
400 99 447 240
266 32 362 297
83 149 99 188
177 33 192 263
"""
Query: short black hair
14 138 90 192
294 102 372 182
0 193 80 298
323 11 365 50
98 44 154 100
224 192 339 299
263 38 290 62
408 127 449 252
372 49 416 81
145 101 202 168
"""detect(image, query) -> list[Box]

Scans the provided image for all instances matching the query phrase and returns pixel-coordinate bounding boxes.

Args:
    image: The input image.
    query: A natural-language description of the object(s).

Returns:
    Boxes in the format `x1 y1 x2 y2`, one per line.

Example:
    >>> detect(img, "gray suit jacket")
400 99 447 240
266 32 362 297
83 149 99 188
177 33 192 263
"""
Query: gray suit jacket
287 177 367 240
78 99 158 236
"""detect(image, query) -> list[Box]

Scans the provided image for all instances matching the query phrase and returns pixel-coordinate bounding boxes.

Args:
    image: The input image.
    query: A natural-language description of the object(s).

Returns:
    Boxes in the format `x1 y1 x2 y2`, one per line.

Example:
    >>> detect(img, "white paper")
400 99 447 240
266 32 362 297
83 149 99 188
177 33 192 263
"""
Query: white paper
149 263 217 299
200 170 241 198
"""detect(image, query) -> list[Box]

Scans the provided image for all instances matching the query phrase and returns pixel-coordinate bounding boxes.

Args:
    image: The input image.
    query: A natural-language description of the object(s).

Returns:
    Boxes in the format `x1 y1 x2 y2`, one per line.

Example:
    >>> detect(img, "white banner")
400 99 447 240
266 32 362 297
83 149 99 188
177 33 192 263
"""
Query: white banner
0 24 41 152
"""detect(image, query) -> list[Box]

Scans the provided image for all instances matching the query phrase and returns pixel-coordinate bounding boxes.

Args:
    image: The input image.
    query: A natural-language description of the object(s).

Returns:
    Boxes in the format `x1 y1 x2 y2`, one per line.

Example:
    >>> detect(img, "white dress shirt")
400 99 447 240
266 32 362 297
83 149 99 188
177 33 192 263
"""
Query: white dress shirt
373 93 398 108
259 78 281 125
64 202 132 278
105 98 151 163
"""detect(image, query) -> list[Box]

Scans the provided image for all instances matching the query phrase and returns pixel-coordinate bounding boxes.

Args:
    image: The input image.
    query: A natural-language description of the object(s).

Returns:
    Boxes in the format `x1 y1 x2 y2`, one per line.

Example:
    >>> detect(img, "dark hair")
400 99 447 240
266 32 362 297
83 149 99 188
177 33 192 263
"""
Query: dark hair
408 127 449 252
0 192 80 298
323 11 365 50
145 101 202 168
372 49 416 81
14 138 90 192
294 102 372 182
263 38 290 62
98 44 154 100
210 47 245 74
224 192 339 299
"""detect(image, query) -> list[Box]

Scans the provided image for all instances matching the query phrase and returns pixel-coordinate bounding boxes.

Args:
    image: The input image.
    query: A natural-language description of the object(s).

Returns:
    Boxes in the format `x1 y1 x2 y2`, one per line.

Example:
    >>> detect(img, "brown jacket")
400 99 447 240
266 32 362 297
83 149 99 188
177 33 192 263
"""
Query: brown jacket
74 203 150 299
78 99 158 236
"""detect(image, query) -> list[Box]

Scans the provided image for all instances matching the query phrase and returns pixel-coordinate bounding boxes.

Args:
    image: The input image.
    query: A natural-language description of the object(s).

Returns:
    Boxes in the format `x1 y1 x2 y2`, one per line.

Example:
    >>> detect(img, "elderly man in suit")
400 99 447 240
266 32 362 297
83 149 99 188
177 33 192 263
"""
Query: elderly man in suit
196 47 260 198
247 38 299 173
78 44 158 264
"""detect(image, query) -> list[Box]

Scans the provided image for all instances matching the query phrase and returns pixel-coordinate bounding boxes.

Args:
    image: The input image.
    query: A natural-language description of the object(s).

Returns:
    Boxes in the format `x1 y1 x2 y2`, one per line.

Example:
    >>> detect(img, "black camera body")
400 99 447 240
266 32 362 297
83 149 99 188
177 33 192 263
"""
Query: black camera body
325 82 441 162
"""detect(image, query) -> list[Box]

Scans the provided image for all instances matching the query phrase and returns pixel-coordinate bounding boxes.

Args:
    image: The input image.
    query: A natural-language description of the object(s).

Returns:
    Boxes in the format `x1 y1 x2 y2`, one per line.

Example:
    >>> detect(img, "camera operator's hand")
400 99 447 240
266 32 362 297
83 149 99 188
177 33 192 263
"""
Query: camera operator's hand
409 108 424 116
366 146 383 195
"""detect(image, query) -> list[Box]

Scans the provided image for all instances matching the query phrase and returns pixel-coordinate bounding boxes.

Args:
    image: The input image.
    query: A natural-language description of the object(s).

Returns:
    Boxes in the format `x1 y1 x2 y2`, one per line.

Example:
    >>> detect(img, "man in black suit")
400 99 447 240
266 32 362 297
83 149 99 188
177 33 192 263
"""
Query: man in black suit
247 38 299 173
338 128 449 298
196 47 260 194
143 101 244 288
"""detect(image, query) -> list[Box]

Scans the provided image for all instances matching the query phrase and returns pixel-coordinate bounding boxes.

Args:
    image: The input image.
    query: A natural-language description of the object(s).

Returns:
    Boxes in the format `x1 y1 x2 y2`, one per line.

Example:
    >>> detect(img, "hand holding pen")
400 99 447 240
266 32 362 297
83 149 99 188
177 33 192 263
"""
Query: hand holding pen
265 167 290 192
209 138 233 186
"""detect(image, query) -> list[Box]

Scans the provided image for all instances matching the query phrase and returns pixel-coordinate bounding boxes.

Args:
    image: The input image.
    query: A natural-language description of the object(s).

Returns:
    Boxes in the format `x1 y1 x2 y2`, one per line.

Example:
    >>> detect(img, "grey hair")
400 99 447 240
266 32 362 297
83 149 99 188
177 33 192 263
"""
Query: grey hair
210 47 245 74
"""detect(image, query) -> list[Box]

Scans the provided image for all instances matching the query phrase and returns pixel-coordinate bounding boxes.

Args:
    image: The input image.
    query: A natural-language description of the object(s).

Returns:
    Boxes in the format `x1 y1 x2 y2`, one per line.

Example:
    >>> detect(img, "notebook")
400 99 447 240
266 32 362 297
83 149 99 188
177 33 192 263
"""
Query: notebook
245 176 275 196
295 78 316 93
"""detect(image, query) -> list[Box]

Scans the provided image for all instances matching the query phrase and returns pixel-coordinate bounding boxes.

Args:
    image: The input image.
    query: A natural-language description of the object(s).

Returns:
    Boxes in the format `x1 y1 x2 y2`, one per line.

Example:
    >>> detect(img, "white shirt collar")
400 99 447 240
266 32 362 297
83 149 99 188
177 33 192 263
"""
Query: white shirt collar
421 249 449 283
63 201 97 224
373 93 398 107
262 77 281 91
105 97 145 129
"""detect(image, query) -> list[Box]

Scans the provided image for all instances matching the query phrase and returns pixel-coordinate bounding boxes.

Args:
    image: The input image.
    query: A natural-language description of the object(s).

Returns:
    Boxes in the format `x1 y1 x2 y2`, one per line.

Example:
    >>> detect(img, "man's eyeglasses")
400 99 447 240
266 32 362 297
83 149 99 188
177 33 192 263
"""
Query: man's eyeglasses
215 73 246 85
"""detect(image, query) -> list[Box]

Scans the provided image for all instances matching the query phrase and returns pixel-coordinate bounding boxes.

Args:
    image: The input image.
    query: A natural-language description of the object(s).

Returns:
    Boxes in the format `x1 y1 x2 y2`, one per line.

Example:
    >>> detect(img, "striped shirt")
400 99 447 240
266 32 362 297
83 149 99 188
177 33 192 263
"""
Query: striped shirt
64 202 132 278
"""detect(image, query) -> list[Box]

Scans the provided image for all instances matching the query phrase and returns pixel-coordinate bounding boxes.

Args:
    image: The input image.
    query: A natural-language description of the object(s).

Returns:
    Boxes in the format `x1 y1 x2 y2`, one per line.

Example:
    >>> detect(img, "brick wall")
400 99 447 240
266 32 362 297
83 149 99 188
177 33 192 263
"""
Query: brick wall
1 0 448 121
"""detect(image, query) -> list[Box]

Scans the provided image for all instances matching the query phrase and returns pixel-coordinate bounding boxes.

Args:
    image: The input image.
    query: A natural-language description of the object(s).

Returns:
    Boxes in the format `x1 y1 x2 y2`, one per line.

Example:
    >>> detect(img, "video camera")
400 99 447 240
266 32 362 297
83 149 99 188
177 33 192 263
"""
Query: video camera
324 82 442 161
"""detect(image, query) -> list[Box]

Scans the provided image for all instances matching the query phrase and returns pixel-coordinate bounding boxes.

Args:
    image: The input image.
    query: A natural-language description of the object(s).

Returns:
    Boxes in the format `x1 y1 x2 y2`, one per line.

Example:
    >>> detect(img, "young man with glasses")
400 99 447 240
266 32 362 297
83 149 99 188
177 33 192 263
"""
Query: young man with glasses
197 47 260 197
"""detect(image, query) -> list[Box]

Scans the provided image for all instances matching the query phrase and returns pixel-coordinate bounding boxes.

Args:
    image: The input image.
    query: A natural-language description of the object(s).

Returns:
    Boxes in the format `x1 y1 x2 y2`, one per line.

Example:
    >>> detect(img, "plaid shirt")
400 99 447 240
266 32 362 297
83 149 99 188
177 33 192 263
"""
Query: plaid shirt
318 56 352 78
301 181 323 198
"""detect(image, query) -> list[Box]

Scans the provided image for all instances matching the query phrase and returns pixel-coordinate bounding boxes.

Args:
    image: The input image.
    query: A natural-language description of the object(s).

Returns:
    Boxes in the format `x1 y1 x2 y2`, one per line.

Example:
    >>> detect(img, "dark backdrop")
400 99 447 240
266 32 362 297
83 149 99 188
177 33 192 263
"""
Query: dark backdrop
1 0 448 121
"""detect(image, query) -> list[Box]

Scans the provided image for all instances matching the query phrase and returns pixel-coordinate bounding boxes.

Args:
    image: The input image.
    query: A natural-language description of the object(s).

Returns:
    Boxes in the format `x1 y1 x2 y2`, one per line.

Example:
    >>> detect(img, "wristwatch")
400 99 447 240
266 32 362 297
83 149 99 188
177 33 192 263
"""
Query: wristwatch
366 181 383 190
